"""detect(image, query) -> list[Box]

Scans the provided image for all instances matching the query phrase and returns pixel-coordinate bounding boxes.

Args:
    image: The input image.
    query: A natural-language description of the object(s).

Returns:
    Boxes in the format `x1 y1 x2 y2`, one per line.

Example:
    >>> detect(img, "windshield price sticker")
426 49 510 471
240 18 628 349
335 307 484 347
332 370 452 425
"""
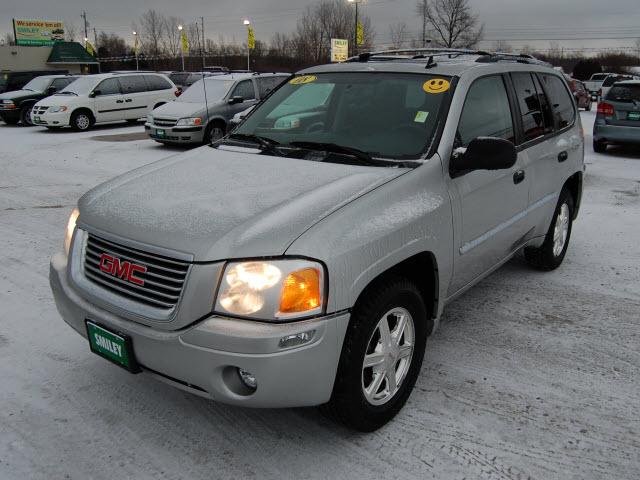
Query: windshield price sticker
289 75 317 85
414 111 429 123
423 78 450 94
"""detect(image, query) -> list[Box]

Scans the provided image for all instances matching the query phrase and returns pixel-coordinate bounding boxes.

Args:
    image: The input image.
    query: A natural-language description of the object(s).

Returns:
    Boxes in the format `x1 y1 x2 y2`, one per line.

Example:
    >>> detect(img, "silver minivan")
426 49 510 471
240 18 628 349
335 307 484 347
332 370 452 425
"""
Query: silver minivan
145 73 288 145
50 50 584 431
593 80 640 152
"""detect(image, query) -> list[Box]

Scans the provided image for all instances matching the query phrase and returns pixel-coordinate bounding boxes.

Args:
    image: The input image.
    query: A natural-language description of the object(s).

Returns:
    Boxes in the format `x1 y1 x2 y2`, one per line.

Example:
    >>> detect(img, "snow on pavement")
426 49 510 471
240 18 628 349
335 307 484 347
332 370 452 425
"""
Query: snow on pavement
0 115 638 479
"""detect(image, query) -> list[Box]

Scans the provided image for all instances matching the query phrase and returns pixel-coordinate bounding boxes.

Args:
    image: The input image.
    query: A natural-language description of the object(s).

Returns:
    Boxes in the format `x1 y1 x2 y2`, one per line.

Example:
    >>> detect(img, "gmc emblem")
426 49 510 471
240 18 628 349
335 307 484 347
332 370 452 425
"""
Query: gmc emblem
99 253 147 286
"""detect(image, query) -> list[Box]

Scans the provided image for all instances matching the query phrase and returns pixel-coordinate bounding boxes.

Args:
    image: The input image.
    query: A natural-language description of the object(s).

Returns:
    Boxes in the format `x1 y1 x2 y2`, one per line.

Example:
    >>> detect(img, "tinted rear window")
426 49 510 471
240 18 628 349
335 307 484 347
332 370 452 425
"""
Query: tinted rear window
602 76 631 87
591 74 608 81
540 74 575 129
144 75 172 91
512 73 552 142
119 75 147 93
606 84 640 102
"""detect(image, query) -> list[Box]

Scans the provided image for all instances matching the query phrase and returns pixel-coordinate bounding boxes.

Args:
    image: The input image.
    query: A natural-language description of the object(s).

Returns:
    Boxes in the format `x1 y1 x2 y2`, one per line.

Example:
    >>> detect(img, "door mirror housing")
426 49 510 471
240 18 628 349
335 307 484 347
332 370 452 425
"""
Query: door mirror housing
89 90 101 98
228 96 244 104
450 137 517 177
46 86 57 94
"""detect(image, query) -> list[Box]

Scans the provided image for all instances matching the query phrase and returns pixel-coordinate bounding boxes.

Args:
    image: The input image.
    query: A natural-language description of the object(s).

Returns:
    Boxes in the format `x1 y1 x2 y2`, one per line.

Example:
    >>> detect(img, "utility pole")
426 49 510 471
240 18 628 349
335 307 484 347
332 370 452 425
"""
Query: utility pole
81 11 88 43
93 27 101 73
200 16 206 69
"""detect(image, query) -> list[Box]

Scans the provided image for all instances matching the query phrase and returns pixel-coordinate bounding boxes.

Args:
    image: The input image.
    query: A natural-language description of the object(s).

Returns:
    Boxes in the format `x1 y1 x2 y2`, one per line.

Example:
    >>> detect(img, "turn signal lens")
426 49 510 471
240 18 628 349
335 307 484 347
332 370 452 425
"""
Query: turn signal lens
64 208 80 255
279 268 321 314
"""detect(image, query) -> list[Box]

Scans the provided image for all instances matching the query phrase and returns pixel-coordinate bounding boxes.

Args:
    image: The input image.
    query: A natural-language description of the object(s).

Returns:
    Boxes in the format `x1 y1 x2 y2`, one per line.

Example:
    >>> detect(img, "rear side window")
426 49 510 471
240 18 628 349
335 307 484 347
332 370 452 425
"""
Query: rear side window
539 74 575 129
144 75 172 91
96 78 121 95
51 78 72 90
256 77 285 97
457 75 515 147
607 84 640 102
231 80 256 100
119 75 148 93
511 72 553 142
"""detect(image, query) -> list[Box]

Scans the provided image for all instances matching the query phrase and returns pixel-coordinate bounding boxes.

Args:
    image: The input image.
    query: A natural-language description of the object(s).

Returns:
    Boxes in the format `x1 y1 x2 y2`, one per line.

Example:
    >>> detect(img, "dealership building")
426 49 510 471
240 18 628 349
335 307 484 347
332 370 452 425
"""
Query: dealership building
0 42 98 74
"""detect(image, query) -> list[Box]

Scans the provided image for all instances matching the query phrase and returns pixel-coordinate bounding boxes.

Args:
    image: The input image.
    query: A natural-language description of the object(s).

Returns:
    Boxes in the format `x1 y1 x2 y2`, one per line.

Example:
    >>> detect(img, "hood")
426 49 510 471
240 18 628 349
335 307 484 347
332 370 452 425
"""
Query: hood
36 94 78 106
0 89 39 101
152 100 205 119
79 146 407 261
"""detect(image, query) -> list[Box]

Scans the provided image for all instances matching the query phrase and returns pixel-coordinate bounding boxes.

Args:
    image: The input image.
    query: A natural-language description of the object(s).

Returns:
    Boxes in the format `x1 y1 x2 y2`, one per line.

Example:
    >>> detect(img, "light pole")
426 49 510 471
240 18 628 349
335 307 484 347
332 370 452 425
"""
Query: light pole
243 19 251 71
348 0 360 56
178 24 185 71
132 31 139 71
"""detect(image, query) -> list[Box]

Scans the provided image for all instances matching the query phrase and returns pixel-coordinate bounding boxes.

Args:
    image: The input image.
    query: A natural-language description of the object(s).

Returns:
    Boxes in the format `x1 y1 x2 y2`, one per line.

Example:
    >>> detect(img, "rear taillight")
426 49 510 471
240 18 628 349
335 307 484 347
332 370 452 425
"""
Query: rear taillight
598 88 602 98
597 102 615 116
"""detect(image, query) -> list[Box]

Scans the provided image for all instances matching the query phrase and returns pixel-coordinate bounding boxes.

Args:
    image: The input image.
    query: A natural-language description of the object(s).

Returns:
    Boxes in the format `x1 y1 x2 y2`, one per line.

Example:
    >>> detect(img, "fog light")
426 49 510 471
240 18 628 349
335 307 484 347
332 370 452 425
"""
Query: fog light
237 368 257 390
279 330 315 349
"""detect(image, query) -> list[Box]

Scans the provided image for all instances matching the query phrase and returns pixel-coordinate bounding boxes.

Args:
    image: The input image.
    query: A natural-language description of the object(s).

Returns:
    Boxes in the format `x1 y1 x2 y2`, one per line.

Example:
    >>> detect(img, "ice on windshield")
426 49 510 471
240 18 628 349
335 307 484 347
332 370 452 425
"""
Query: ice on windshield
22 77 52 92
58 76 97 95
179 78 235 103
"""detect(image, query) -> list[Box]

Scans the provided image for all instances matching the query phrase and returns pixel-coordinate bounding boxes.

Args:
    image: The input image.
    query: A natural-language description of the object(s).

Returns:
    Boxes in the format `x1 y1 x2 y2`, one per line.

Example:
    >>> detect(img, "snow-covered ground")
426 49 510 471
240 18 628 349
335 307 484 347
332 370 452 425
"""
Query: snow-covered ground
0 114 638 479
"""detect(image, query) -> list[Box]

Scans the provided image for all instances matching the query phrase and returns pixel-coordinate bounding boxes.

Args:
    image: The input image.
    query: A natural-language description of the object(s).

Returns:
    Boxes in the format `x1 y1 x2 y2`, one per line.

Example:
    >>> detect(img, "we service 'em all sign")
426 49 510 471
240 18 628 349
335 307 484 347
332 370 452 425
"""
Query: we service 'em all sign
331 38 349 62
13 19 65 46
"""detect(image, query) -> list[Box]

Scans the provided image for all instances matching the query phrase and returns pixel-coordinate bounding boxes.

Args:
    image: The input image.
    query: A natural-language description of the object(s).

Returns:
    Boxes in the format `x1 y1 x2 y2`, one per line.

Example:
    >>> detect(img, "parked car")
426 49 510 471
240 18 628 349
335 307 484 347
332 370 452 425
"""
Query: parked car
228 105 255 131
593 80 640 153
567 78 592 111
31 72 179 131
50 50 584 432
183 72 226 88
584 72 613 98
0 69 67 94
145 73 288 145
167 72 190 91
599 74 638 101
0 74 78 125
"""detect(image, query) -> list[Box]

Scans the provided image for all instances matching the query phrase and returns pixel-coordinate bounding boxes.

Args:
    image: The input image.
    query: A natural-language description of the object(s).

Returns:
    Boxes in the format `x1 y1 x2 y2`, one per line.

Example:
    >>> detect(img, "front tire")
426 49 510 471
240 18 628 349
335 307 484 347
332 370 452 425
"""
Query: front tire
203 122 225 145
20 104 34 126
324 276 428 432
70 110 93 131
524 189 574 271
593 140 607 153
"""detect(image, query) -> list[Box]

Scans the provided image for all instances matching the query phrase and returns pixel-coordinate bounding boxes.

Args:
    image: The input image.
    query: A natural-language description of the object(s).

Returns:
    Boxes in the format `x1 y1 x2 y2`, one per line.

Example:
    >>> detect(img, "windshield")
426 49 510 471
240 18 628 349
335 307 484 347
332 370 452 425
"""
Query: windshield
179 78 235 103
233 72 452 161
603 75 631 87
606 84 640 102
22 77 51 92
57 76 96 95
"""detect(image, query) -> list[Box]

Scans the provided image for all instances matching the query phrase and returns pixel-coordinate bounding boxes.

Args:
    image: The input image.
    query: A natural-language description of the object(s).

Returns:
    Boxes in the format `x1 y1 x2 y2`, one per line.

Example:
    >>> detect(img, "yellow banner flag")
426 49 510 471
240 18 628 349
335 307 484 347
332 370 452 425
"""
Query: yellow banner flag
85 41 96 57
356 21 364 45
181 30 189 53
247 26 255 50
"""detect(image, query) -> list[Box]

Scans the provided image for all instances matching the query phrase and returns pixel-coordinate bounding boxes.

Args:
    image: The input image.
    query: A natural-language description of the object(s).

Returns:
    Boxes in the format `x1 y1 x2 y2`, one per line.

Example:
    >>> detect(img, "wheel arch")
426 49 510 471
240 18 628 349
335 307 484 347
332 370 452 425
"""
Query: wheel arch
351 252 439 336
563 171 583 220
153 102 166 110
71 107 95 121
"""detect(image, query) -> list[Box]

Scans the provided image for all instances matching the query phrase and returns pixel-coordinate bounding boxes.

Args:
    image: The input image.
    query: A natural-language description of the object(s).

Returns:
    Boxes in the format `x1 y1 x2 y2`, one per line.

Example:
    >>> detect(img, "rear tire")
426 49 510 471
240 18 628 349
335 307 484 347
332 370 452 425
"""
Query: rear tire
70 110 94 131
20 104 34 126
593 140 607 153
323 276 428 432
524 189 574 271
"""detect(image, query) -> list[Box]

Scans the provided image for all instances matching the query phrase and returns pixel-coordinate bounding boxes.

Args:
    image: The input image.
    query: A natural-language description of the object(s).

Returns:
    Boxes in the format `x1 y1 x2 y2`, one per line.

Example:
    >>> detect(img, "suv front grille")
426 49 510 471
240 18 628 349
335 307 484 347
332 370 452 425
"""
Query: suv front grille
153 117 178 127
32 106 49 115
84 233 189 309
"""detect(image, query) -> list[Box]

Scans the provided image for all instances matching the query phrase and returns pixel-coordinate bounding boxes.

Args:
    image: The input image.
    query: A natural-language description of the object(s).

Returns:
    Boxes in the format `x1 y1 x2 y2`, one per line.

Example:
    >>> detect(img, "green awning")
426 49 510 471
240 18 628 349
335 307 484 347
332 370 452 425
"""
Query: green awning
47 42 98 65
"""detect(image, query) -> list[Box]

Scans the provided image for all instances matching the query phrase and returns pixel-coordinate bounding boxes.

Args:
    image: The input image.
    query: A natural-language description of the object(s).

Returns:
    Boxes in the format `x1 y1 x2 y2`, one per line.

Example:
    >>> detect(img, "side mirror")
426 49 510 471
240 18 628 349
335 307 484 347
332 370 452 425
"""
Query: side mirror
89 90 100 98
228 96 244 104
46 86 57 94
450 137 517 177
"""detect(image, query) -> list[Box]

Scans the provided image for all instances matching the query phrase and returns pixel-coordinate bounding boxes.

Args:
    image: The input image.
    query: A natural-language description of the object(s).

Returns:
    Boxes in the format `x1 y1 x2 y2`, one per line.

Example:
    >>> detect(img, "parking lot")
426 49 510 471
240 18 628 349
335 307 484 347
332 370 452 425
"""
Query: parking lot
0 113 638 479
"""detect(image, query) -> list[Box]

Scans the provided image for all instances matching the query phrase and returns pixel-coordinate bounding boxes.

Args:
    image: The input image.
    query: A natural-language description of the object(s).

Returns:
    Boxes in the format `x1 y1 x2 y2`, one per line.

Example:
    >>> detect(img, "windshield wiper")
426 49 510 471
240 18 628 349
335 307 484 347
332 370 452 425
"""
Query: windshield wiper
225 133 283 155
288 141 380 166
55 91 78 96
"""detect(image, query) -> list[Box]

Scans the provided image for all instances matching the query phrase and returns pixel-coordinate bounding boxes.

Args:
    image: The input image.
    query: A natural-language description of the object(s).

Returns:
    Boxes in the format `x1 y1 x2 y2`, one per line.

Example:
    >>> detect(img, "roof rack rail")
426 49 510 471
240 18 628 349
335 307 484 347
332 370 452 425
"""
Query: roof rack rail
347 48 549 66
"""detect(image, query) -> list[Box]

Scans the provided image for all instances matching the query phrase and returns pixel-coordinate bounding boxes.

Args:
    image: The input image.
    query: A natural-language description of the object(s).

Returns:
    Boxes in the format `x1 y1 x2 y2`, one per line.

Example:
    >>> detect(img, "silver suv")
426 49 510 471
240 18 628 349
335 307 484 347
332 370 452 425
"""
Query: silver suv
145 73 288 145
50 49 584 431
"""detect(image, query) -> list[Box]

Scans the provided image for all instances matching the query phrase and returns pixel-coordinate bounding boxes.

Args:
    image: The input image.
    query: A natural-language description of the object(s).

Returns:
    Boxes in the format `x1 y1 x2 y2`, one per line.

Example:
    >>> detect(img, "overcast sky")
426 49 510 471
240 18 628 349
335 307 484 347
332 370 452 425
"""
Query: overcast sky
2 0 640 54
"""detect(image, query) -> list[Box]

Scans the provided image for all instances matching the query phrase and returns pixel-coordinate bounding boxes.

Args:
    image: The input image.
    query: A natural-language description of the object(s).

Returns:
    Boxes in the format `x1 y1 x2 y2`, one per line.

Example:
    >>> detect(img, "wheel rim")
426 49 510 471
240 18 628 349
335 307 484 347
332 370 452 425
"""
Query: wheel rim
76 114 90 130
361 307 415 406
210 127 224 142
23 107 33 125
553 203 570 257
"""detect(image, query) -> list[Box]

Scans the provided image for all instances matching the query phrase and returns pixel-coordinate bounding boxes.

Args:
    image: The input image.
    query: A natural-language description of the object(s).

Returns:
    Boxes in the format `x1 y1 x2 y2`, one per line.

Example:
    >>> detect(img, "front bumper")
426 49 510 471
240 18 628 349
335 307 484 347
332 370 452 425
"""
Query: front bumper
50 252 349 407
145 122 204 144
594 123 640 144
32 110 71 127
0 107 19 121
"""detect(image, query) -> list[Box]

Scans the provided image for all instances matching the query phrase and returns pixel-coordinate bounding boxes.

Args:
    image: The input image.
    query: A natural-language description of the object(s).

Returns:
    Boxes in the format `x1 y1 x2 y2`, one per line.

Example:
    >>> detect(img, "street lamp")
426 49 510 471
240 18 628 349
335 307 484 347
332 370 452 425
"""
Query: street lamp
178 24 185 71
348 0 361 56
243 19 251 71
132 31 139 71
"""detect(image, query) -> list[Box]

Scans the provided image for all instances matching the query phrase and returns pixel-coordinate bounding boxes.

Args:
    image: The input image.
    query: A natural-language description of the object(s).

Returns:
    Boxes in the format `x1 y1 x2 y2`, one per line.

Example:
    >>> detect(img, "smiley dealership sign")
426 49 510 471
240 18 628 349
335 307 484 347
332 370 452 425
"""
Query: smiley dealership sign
13 19 65 46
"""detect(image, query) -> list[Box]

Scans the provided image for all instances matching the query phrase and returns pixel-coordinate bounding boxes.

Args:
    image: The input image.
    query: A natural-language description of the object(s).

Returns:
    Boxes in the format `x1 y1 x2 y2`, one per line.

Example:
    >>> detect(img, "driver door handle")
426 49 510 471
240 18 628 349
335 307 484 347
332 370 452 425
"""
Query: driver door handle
513 170 526 185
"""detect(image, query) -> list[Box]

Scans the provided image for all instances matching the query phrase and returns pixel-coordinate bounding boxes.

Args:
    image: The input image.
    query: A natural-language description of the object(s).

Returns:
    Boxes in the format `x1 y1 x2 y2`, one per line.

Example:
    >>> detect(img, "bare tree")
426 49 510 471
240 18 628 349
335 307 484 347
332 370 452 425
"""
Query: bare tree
491 40 512 53
65 22 78 42
139 9 165 55
389 22 409 49
270 32 292 57
417 0 483 49
97 31 127 57
162 16 182 56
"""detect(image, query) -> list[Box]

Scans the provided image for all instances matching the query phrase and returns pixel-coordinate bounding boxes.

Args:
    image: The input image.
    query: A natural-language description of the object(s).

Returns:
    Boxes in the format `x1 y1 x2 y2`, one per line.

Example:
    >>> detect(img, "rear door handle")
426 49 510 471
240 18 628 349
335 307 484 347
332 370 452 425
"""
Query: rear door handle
513 170 525 185
558 151 568 162
116 99 124 103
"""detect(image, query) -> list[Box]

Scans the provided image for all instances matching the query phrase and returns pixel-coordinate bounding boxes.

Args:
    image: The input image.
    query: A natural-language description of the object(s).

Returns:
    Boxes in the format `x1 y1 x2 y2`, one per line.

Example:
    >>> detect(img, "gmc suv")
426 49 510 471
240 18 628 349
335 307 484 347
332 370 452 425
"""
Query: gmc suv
50 49 584 432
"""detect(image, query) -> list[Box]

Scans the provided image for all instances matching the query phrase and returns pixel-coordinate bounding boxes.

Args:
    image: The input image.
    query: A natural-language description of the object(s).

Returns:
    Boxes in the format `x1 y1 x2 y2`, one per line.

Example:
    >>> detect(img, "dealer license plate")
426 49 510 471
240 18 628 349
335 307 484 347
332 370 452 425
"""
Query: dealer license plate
86 320 139 373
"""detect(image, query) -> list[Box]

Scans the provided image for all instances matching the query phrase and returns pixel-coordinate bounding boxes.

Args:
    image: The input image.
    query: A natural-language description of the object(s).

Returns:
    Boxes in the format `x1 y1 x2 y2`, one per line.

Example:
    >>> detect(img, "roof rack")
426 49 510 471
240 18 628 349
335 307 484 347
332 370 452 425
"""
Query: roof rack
347 48 550 66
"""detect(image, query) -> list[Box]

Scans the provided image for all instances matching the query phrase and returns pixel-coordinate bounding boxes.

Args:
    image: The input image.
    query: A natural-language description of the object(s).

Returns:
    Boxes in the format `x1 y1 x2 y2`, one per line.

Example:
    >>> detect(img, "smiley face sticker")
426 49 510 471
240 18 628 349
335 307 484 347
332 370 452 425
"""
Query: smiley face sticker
289 75 317 85
423 78 450 94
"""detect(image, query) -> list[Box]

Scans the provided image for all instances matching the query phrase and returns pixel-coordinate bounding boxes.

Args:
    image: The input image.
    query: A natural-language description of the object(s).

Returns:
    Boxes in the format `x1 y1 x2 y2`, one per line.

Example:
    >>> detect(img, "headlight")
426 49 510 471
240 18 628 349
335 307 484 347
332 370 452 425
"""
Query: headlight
49 106 68 113
274 117 301 130
64 208 80 255
1 100 14 105
176 117 202 126
214 259 325 321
